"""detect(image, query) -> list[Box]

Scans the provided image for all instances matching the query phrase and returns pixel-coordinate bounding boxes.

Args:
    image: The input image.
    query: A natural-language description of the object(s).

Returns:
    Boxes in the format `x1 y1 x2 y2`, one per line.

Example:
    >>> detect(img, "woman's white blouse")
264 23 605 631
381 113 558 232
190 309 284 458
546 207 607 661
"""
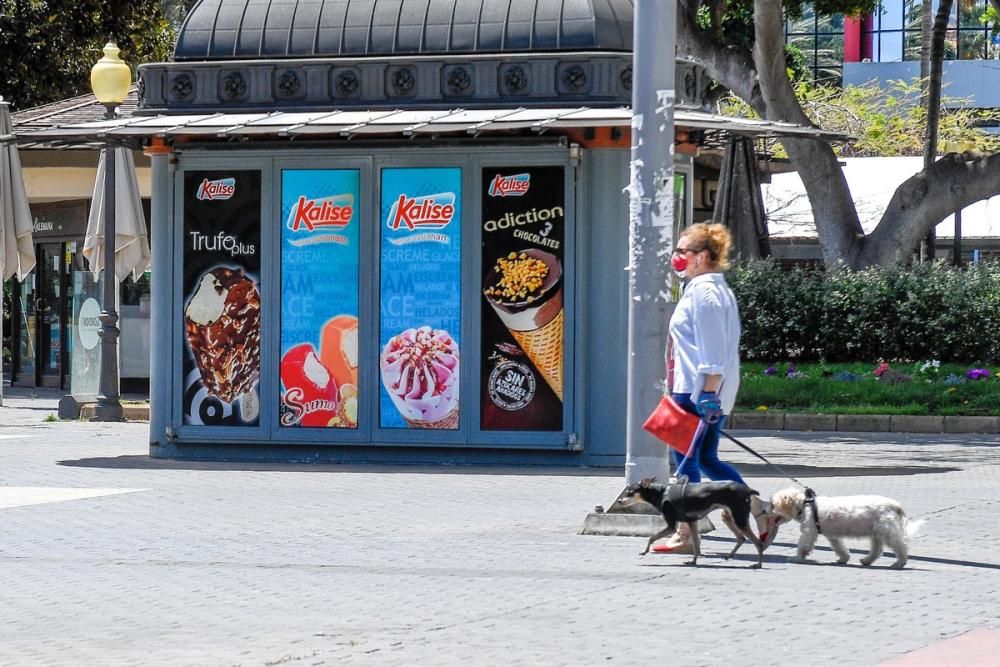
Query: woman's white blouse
667 272 742 414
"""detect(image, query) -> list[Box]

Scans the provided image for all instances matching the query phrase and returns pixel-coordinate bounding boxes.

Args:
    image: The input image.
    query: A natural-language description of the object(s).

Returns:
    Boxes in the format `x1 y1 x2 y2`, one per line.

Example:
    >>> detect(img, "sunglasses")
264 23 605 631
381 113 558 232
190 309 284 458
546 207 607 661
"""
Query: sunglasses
672 247 703 256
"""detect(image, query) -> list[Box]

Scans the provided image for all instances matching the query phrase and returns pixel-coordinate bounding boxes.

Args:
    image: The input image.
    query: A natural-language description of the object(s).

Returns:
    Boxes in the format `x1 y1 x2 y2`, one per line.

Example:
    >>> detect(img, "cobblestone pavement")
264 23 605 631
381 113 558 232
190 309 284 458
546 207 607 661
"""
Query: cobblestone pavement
1 401 998 665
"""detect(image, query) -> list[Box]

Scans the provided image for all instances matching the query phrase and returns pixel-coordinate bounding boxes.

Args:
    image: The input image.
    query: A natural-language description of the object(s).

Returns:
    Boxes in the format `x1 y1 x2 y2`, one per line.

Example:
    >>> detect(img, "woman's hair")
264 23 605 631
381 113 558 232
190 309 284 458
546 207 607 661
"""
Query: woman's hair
680 222 732 270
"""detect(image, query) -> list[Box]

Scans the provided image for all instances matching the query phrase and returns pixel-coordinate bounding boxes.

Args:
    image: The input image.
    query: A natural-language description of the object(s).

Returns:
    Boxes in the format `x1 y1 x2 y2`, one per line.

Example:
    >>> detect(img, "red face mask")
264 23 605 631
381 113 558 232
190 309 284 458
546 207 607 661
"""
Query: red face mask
671 253 688 273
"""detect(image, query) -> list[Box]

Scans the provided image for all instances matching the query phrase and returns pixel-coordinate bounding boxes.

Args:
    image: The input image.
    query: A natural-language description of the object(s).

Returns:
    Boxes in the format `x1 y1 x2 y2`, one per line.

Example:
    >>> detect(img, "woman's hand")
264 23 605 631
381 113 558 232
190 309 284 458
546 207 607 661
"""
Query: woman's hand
696 391 723 424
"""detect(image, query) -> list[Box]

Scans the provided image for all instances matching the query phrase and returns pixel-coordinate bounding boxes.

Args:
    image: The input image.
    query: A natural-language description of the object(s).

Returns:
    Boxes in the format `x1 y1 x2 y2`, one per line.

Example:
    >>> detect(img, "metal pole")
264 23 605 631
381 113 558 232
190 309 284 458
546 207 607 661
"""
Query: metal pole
148 147 171 444
93 104 124 421
623 0 676 485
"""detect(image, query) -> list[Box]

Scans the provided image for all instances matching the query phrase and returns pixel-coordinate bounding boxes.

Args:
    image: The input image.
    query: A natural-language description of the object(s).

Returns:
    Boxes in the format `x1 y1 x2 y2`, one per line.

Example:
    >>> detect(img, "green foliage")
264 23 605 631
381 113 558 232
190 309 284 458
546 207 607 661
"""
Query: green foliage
0 1 176 111
737 362 1000 415
720 80 1000 157
981 5 1000 36
784 43 811 84
728 260 1000 363
693 0 876 62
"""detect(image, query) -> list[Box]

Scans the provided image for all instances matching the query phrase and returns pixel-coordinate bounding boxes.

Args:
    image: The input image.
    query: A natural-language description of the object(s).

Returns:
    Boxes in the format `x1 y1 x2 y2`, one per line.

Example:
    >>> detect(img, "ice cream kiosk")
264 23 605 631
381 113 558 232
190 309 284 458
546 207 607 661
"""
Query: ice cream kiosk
100 0 720 465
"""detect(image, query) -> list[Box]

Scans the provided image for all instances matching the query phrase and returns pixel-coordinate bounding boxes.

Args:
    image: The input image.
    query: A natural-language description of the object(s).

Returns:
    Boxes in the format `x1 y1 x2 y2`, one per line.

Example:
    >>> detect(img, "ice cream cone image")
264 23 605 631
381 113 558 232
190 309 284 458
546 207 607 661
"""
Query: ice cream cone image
184 267 261 404
484 249 564 400
380 326 460 429
404 404 459 429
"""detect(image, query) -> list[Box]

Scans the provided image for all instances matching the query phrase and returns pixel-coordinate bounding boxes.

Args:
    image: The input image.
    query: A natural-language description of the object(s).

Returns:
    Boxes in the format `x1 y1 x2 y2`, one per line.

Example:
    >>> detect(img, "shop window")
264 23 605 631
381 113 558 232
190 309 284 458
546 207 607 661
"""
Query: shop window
175 159 574 445
120 270 152 380
278 169 361 429
180 170 262 427
378 167 462 430
480 166 565 431
865 0 990 61
786 6 845 84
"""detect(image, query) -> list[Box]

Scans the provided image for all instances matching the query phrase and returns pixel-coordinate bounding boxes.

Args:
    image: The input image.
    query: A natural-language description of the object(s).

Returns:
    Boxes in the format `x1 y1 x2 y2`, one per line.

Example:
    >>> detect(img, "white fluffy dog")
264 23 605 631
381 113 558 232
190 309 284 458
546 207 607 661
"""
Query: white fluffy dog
767 487 925 569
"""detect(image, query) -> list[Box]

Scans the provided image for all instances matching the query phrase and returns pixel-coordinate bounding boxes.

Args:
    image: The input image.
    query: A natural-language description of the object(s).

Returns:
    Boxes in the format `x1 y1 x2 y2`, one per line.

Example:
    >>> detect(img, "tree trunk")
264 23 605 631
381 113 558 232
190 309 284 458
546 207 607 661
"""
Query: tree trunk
924 0 953 172
676 1 764 110
921 0 954 262
751 0 866 267
920 0 932 107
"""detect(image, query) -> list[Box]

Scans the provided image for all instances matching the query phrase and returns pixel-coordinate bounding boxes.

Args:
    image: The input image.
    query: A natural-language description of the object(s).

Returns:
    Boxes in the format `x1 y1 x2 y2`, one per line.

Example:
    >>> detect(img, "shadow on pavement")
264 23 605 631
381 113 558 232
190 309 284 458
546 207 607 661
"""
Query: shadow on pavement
57 455 622 476
691 535 1000 571
734 430 1000 447
57 455 959 478
736 463 960 477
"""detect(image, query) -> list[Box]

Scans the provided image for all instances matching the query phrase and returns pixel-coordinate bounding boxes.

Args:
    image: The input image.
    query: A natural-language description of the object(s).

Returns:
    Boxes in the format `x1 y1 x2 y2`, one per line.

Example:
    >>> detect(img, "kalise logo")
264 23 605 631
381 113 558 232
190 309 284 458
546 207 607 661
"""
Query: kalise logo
386 192 456 230
196 177 236 200
287 194 355 232
488 172 530 197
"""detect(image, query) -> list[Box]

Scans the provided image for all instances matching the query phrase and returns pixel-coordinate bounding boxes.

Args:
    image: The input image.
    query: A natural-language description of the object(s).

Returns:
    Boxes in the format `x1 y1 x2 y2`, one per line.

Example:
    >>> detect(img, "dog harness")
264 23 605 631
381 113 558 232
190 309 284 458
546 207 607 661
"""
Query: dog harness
801 487 822 534
666 476 691 503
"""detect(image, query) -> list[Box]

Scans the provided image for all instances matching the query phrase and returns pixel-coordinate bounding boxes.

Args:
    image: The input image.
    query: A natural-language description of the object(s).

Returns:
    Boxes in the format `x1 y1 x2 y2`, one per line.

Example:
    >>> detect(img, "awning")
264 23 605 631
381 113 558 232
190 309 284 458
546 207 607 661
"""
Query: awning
11 106 847 146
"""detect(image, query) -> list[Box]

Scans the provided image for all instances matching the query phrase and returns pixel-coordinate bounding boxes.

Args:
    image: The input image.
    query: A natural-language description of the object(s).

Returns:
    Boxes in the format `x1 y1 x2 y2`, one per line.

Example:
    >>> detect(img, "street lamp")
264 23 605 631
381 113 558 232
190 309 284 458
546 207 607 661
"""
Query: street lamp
90 42 131 421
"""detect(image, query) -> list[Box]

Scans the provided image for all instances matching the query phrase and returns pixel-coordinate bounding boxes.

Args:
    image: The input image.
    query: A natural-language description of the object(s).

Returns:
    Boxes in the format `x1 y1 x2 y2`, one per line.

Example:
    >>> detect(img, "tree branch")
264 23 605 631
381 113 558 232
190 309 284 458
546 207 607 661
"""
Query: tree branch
862 151 1000 265
675 0 764 111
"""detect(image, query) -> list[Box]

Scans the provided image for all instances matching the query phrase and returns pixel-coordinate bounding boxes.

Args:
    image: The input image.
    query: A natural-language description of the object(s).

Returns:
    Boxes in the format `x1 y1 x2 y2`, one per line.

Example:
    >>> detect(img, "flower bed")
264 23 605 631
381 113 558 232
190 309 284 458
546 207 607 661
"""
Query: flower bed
736 361 1000 416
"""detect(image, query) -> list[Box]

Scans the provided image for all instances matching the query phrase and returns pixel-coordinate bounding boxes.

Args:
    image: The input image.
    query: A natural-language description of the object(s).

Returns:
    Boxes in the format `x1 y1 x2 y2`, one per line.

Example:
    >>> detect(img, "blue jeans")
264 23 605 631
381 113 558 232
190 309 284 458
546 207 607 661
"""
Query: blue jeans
670 393 746 485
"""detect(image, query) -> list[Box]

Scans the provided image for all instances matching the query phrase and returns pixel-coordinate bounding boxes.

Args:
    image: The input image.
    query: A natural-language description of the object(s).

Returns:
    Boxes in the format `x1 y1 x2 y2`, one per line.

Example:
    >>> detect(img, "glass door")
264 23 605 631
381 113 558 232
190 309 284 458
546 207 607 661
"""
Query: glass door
15 275 37 385
36 243 66 388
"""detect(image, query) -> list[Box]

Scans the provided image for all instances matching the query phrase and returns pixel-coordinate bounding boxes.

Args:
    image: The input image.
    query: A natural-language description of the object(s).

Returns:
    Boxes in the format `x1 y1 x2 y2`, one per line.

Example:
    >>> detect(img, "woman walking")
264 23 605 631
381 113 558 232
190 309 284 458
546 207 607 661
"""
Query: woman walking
657 222 746 553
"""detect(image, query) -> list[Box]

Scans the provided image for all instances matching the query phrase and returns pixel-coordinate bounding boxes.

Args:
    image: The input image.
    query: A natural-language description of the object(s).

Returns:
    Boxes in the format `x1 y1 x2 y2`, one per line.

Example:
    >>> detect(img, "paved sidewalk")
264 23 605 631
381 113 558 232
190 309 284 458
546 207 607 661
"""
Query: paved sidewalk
0 408 998 665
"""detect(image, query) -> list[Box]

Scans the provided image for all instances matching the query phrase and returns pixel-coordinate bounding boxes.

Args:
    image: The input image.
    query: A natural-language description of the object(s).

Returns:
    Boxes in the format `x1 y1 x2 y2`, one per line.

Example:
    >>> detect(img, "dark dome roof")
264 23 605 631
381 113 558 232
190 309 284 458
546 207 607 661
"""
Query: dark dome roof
174 0 634 60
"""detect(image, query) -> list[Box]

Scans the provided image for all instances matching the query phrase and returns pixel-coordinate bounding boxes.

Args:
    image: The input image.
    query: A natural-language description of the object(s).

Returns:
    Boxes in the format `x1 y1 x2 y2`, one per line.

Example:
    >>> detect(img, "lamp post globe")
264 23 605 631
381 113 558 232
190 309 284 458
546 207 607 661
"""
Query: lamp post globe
90 42 132 106
90 41 130 422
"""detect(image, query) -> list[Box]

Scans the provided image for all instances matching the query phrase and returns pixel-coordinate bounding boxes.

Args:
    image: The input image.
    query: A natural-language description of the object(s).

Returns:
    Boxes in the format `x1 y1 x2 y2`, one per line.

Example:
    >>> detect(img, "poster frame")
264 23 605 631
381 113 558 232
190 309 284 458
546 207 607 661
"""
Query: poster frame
173 157 273 441
273 157 373 443
467 155 577 447
369 158 470 445
167 146 577 450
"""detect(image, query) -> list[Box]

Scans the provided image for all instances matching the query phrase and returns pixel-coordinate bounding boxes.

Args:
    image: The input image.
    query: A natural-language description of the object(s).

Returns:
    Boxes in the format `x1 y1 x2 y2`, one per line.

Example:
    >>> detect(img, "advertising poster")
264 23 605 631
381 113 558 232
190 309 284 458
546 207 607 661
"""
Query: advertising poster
480 166 565 431
181 170 261 426
379 167 462 430
280 169 360 429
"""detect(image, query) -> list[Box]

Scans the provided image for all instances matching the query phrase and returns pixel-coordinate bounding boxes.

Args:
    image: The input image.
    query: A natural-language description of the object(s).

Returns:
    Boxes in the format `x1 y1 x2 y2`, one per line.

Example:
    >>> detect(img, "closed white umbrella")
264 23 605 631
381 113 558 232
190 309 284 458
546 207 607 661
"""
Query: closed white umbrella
1 96 37 406
83 145 150 281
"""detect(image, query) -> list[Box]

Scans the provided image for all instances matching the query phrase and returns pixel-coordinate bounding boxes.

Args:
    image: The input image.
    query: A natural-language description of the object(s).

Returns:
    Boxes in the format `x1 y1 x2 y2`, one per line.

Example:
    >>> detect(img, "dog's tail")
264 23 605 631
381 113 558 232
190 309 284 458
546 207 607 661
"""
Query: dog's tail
904 517 927 539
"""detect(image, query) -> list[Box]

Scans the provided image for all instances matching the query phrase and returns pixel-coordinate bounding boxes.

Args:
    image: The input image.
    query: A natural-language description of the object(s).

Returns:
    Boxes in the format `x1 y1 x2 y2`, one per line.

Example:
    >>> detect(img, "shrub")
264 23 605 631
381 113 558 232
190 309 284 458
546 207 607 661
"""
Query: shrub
728 260 1000 363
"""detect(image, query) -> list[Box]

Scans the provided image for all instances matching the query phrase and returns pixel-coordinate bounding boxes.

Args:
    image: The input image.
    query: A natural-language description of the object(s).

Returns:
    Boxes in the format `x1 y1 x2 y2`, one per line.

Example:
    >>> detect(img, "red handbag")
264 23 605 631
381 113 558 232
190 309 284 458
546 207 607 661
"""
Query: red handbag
642 395 701 455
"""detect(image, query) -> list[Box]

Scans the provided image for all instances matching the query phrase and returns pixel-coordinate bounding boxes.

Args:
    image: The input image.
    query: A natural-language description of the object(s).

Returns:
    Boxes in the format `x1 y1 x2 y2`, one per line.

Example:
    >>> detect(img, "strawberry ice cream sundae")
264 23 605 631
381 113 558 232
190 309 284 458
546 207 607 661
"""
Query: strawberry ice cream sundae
380 326 460 429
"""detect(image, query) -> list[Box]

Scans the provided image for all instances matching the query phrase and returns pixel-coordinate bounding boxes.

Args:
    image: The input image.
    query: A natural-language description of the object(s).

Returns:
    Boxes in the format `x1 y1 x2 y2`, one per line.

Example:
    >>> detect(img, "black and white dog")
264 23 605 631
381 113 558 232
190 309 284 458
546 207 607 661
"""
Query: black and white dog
620 478 766 568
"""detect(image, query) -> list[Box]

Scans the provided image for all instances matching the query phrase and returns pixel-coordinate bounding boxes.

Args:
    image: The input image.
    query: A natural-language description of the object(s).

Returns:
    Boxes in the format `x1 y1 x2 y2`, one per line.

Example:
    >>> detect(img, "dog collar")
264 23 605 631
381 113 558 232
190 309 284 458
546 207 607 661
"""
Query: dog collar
803 488 822 534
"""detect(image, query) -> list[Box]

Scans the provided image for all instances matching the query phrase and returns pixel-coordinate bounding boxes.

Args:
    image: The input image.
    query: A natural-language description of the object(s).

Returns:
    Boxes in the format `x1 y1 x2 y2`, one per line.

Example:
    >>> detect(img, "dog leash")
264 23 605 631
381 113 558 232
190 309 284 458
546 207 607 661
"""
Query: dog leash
720 428 823 532
719 429 812 490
